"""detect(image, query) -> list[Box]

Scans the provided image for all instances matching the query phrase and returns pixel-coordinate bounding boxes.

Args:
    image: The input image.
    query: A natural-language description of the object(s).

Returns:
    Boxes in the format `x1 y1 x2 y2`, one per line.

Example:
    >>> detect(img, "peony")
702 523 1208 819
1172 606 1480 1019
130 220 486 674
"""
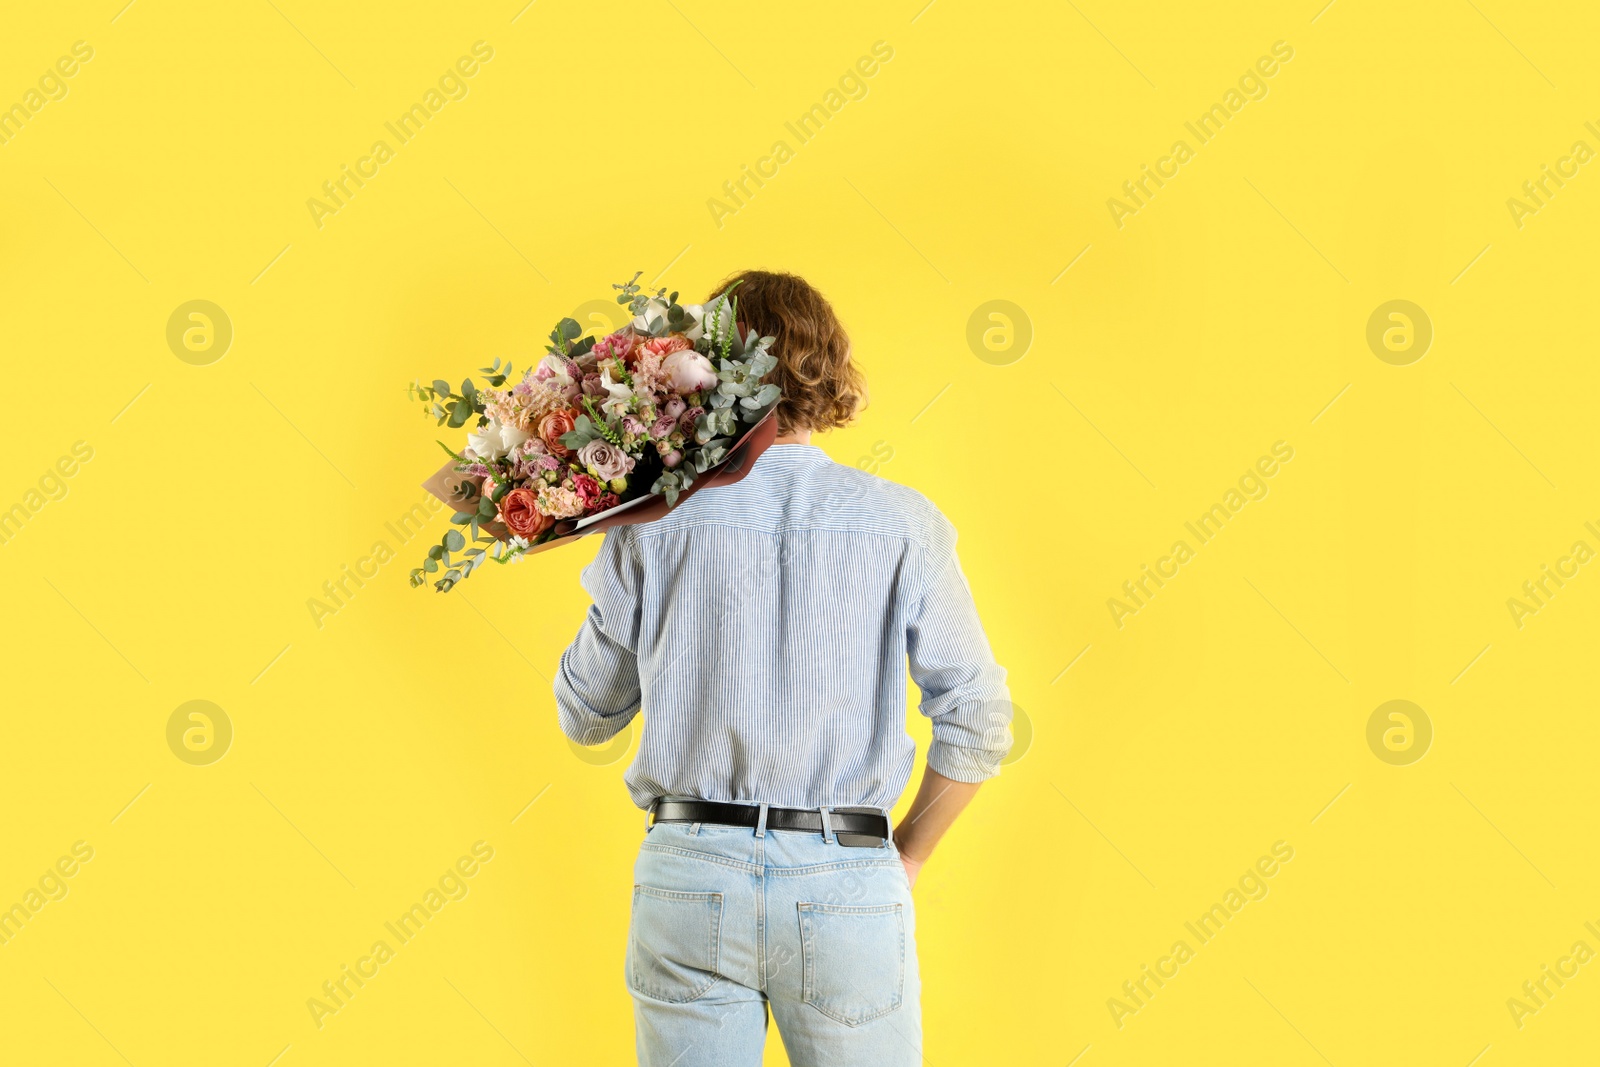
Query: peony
663 348 719 393
679 405 705 435
661 449 683 469
499 488 553 538
539 409 579 457
578 438 636 482
663 396 686 420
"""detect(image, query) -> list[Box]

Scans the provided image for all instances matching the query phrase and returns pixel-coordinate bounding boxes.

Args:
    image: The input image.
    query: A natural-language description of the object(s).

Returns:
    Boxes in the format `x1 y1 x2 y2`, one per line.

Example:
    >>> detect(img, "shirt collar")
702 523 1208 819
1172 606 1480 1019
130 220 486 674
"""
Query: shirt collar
758 443 832 464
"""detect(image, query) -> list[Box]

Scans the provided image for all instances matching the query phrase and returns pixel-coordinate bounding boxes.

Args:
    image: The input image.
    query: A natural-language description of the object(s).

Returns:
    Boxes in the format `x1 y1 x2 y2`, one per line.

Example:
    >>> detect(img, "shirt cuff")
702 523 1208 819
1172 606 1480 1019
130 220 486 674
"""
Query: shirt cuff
926 739 1006 783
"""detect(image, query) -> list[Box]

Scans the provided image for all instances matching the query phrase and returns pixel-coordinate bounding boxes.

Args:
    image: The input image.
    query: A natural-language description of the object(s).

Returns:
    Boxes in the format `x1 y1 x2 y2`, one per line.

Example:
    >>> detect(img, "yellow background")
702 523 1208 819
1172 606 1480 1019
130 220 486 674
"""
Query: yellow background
3 0 1598 1063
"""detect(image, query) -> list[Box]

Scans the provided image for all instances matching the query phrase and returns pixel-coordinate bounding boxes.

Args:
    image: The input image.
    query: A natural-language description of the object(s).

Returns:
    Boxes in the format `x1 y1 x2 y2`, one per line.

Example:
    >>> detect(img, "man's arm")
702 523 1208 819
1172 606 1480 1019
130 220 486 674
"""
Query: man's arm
554 527 643 745
898 512 1011 887
893 767 982 887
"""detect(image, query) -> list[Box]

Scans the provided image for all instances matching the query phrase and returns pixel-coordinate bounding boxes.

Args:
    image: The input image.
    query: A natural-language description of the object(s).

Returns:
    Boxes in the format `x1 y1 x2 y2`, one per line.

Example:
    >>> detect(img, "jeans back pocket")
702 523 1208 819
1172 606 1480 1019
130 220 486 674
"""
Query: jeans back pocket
629 886 723 1003
798 901 905 1026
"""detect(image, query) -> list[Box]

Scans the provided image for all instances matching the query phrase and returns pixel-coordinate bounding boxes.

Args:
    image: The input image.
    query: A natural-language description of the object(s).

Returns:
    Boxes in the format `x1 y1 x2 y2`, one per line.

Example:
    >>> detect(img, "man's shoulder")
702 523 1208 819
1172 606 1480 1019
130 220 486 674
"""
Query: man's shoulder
634 446 951 544
805 459 946 539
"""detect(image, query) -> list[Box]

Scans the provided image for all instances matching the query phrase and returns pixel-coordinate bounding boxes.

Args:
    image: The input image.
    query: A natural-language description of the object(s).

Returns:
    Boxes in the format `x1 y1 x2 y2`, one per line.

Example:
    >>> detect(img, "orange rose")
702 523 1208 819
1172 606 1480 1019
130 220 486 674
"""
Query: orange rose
539 408 579 457
499 488 553 538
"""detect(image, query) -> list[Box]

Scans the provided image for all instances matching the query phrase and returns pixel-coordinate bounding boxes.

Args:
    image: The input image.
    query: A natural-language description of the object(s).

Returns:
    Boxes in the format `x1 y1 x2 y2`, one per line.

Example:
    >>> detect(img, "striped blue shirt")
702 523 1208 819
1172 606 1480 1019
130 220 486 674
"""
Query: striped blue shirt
554 443 1011 811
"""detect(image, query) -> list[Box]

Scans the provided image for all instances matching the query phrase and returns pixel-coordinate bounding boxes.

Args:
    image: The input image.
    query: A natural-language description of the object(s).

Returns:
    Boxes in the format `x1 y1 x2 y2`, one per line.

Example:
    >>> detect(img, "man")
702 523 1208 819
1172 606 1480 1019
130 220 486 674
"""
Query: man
555 269 1011 1066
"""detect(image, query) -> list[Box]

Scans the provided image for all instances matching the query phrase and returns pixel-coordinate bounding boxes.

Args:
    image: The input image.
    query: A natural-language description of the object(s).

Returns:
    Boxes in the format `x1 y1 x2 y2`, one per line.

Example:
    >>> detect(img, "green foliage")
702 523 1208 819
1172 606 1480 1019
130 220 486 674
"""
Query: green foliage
580 397 624 445
612 271 666 318
561 414 603 452
476 357 513 388
412 374 490 428
546 317 583 356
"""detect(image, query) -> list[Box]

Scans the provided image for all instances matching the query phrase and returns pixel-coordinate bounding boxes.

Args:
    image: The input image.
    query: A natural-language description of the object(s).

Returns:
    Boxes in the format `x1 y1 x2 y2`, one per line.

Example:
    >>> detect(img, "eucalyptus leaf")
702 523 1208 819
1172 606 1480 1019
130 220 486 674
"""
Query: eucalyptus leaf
432 379 451 397
561 427 596 450
444 529 465 551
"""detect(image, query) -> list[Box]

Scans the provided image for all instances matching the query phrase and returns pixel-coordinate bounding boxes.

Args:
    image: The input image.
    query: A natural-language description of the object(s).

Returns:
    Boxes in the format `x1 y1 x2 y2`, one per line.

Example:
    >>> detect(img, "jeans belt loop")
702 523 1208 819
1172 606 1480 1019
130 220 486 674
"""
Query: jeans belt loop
819 806 834 844
755 802 769 838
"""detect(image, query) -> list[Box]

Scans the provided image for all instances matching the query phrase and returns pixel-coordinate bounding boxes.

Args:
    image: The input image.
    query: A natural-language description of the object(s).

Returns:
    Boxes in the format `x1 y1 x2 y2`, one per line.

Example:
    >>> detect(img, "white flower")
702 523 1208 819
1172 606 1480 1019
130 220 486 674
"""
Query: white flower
662 348 719 393
496 420 530 453
466 416 530 460
466 418 504 459
599 366 634 419
632 298 707 342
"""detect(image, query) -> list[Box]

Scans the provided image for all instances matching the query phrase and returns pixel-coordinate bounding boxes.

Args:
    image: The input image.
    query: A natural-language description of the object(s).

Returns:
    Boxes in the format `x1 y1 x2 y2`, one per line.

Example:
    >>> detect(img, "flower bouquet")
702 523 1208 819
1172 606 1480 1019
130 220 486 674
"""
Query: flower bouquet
408 272 781 591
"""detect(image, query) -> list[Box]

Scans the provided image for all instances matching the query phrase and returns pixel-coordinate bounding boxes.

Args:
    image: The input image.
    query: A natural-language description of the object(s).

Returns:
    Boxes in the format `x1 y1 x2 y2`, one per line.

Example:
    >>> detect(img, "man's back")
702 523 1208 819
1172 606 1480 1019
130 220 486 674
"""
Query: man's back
555 442 1010 811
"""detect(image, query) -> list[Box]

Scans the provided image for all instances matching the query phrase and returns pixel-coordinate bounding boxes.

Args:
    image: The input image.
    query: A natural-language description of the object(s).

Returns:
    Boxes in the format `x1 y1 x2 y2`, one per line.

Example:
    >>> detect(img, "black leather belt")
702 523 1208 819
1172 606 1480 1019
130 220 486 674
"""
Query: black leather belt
652 799 890 848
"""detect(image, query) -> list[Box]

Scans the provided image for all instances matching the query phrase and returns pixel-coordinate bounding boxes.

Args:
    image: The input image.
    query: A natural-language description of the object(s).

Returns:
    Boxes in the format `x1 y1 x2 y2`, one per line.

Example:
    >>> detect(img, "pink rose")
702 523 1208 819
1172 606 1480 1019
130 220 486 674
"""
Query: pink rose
663 348 719 393
663 396 686 419
679 406 704 435
650 414 677 438
577 438 636 481
661 449 683 469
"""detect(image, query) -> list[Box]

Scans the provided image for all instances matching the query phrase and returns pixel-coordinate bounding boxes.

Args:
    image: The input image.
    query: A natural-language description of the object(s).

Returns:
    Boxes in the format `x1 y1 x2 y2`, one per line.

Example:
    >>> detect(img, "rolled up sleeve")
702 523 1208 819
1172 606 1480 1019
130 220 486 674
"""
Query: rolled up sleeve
555 527 643 746
906 514 1012 782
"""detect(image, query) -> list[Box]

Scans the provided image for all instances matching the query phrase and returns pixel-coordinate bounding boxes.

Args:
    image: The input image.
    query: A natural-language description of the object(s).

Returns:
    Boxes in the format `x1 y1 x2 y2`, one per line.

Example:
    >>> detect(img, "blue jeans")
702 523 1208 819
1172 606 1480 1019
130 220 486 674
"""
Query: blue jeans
627 811 922 1066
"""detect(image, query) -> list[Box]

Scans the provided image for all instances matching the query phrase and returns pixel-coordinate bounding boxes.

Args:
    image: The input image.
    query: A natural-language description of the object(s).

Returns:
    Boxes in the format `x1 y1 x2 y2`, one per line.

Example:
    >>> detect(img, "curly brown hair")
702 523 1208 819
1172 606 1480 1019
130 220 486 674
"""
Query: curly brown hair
705 270 867 435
